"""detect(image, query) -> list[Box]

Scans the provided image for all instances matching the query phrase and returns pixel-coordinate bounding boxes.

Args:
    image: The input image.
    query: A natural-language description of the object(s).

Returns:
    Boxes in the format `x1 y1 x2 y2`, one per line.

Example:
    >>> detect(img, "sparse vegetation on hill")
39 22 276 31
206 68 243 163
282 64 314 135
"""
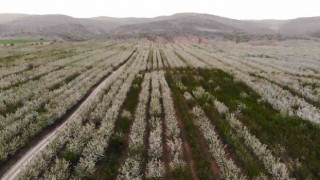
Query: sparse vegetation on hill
1 13 320 40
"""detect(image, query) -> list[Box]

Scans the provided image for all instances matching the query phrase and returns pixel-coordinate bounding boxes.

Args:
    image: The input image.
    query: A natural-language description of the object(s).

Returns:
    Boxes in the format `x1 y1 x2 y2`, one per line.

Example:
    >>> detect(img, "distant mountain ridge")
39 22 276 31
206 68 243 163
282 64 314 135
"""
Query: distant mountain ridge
0 14 30 24
0 13 319 40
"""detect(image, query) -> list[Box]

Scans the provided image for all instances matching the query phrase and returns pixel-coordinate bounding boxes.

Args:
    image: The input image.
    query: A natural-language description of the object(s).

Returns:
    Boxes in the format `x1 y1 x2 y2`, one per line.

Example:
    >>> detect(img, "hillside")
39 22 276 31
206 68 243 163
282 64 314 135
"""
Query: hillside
111 13 274 38
0 14 119 40
0 14 30 24
278 17 320 37
0 13 319 40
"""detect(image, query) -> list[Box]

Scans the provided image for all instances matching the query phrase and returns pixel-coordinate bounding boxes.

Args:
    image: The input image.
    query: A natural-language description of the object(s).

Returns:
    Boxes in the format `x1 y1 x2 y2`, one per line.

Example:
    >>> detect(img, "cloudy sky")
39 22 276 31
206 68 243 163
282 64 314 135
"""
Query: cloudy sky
1 0 319 19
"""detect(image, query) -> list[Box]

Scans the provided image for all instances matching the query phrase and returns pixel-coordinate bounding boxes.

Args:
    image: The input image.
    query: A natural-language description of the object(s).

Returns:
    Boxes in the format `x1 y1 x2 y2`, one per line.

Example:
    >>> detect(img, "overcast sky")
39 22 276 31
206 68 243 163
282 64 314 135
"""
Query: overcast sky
1 0 319 20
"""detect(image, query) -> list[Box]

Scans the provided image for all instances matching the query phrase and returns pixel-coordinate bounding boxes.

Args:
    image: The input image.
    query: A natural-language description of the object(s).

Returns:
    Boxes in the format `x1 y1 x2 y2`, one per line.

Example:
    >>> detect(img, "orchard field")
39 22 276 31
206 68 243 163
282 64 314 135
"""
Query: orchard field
0 39 320 179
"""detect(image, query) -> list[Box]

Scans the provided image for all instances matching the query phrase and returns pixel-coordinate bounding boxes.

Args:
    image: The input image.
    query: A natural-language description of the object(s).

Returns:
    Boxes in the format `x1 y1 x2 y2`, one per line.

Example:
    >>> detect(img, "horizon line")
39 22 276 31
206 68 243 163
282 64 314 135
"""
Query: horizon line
1 12 319 21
